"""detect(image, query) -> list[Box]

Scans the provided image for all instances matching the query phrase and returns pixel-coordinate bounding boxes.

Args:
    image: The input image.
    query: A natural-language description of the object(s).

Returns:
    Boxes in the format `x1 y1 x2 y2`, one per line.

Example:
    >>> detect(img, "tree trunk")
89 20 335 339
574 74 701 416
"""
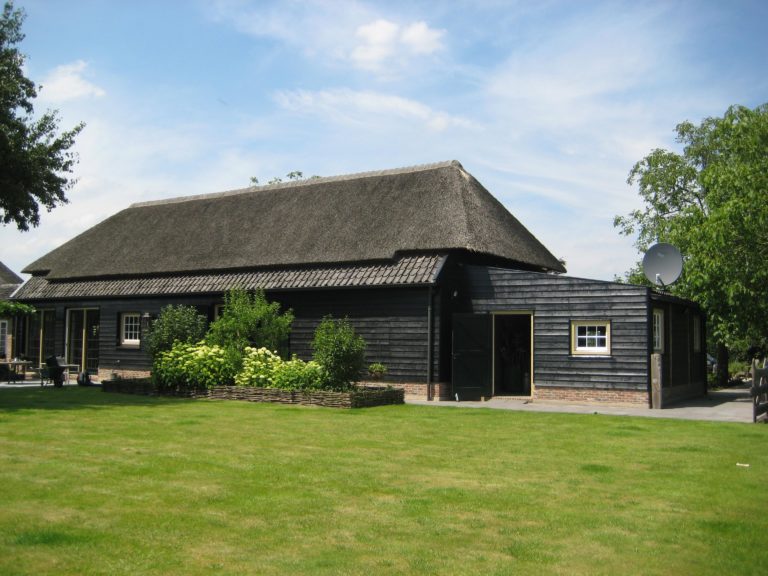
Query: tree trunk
716 342 729 388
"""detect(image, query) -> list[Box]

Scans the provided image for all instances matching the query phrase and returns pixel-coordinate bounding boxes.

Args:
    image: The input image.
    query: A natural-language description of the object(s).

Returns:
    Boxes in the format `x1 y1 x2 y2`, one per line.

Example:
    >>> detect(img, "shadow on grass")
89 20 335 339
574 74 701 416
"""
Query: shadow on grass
0 386 190 412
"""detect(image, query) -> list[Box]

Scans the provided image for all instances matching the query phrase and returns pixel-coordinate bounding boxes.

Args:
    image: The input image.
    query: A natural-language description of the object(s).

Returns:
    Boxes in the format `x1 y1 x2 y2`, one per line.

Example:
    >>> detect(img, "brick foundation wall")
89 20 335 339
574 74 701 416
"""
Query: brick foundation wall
534 386 648 405
98 368 151 382
362 381 451 400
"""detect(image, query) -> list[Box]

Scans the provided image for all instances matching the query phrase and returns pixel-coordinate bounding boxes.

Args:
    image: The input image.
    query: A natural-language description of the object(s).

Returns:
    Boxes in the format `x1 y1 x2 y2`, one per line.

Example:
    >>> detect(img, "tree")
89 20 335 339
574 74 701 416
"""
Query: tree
249 171 320 186
311 316 366 390
0 1 84 231
615 103 768 386
206 288 294 357
145 304 209 360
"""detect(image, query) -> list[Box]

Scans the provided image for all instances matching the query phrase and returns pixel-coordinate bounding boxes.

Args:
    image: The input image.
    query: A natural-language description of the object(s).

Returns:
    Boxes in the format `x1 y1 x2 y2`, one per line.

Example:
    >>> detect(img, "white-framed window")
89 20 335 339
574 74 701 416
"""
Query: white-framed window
120 313 141 346
571 321 611 355
0 319 7 358
214 304 225 320
693 315 702 353
653 309 665 352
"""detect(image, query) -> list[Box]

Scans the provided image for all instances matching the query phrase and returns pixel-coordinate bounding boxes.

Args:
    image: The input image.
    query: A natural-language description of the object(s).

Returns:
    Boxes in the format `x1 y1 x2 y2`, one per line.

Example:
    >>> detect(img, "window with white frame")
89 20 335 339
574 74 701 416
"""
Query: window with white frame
0 319 7 358
120 313 141 346
571 321 611 355
653 309 664 352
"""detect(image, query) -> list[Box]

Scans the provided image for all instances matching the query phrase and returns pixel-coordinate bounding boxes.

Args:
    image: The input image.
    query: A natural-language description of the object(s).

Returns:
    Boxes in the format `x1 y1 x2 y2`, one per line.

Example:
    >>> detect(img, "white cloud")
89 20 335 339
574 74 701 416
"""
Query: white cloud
208 1 444 75
351 18 445 70
400 21 444 55
351 19 400 69
38 60 106 103
274 88 473 132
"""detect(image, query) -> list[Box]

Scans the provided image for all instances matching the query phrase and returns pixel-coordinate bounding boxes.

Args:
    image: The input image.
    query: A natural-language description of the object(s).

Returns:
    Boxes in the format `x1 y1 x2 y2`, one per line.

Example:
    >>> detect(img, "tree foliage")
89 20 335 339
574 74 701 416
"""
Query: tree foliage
0 300 34 316
615 103 768 358
145 304 208 360
311 316 366 390
206 288 294 357
0 1 84 230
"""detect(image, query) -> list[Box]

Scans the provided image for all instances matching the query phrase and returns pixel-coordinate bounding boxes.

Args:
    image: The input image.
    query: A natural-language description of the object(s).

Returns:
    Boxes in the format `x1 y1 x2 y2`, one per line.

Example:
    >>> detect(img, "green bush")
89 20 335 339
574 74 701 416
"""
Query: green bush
273 358 326 390
145 304 208 360
234 347 283 387
368 362 387 380
235 347 326 390
311 316 366 391
206 288 294 357
153 342 237 391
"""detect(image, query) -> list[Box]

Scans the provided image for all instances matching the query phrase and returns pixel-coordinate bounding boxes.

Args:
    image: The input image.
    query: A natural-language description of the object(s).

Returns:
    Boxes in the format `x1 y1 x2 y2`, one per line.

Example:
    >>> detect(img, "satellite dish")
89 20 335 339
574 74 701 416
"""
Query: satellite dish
643 243 683 287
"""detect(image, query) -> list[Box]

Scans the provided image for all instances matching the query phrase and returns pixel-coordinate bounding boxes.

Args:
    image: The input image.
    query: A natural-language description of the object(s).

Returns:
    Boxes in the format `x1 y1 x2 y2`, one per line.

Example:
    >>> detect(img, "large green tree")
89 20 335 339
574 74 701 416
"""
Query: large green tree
0 1 83 231
615 103 768 384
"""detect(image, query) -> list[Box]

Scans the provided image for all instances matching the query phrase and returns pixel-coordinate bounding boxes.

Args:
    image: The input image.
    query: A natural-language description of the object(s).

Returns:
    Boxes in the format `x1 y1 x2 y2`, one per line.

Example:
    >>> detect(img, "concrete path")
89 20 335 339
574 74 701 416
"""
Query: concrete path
408 384 756 423
1 380 756 423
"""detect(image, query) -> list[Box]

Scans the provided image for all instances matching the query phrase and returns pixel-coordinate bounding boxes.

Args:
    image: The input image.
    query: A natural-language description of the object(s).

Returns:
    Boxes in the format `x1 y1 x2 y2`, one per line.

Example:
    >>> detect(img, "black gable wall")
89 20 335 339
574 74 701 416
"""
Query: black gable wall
465 267 651 401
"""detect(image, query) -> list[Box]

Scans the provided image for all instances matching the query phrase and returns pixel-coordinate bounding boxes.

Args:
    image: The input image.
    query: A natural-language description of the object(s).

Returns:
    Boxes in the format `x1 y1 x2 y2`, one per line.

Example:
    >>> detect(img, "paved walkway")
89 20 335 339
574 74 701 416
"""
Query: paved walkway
1 380 757 423
408 384 756 423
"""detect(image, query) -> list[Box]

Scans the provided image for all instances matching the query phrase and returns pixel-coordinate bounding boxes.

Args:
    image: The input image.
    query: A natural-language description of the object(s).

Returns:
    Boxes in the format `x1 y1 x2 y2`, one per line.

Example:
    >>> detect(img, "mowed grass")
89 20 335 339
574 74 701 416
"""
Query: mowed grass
1 388 766 575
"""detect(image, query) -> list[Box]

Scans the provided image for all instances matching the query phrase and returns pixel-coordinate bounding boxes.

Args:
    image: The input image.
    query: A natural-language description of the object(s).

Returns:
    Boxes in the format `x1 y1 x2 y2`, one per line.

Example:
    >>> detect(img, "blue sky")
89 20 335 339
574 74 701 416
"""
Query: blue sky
2 0 766 281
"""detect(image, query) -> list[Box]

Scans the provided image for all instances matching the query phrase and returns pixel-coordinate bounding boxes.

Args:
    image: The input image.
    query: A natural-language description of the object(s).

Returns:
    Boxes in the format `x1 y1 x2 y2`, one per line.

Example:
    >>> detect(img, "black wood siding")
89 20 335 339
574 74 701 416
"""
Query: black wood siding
465 267 651 392
24 286 436 382
278 286 435 382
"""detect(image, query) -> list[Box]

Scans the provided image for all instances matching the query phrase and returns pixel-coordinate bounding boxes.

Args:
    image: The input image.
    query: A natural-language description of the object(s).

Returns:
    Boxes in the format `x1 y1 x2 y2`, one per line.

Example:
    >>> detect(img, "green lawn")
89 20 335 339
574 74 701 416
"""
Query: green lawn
1 388 766 575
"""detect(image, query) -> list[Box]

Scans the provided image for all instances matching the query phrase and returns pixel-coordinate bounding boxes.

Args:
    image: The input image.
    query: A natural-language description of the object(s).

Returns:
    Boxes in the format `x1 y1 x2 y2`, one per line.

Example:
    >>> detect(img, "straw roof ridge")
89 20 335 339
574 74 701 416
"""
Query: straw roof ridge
23 160 565 279
131 160 463 209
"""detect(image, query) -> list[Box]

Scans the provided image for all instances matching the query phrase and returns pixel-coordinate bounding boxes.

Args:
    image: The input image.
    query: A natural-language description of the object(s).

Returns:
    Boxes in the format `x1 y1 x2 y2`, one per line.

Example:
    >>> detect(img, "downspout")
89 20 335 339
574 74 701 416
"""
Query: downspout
427 285 433 401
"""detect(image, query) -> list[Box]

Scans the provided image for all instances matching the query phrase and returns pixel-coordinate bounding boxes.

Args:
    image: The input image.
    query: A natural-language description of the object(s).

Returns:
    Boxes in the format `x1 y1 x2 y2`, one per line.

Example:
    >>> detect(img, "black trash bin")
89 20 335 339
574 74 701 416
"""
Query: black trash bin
45 356 66 388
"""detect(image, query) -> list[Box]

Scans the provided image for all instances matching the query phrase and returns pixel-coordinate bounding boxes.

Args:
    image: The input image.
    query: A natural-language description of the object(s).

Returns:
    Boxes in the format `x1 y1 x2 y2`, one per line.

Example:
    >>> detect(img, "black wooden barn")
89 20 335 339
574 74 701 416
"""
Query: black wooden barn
12 161 706 405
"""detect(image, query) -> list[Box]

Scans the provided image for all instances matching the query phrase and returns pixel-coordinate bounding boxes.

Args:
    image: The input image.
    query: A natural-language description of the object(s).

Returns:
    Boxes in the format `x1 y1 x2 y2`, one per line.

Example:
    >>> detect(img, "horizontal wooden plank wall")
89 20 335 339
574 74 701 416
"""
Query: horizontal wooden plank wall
279 286 434 383
466 267 651 392
24 285 437 383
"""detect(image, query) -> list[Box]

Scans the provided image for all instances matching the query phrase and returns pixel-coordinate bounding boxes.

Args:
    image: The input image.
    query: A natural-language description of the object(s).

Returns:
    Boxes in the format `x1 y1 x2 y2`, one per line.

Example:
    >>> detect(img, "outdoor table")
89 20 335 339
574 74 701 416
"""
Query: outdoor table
0 360 32 384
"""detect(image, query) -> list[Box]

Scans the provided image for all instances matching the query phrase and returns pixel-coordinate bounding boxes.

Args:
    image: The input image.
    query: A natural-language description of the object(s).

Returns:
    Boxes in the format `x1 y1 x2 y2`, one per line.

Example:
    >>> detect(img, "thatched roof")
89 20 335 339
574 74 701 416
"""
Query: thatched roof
0 261 22 285
23 161 565 280
0 262 22 300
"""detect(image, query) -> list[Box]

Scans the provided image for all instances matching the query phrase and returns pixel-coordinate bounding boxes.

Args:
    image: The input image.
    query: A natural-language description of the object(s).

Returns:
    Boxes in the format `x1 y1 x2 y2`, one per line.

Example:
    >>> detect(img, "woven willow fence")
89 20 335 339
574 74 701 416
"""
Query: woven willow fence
102 378 404 408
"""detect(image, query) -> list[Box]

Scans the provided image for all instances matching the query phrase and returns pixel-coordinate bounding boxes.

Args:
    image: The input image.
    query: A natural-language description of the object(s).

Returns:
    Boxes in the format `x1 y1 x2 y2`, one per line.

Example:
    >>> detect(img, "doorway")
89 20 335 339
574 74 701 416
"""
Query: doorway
66 309 100 374
452 312 533 400
493 313 532 396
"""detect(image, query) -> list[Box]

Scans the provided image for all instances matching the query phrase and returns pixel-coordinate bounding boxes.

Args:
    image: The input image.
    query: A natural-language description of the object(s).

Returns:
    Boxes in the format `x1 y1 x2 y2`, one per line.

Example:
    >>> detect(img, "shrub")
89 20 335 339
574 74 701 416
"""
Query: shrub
235 347 283 387
272 358 326 390
235 348 326 390
311 316 366 391
153 342 237 391
368 362 387 380
145 305 208 360
206 289 294 366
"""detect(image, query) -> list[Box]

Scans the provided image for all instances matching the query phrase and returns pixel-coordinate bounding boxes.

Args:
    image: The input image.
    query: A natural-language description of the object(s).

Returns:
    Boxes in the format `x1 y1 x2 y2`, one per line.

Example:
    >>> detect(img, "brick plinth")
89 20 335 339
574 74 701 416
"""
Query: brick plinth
534 386 648 405
361 381 451 401
97 368 151 382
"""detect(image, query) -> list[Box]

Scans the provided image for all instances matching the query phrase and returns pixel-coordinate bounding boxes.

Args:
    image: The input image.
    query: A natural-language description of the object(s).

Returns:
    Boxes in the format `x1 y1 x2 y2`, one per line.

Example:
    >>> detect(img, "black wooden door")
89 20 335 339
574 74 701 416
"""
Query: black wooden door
452 314 492 400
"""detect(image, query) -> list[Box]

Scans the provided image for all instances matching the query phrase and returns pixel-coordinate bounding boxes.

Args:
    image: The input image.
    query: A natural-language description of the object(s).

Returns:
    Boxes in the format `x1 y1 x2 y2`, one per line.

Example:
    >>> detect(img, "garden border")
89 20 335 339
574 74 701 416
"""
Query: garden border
101 378 404 408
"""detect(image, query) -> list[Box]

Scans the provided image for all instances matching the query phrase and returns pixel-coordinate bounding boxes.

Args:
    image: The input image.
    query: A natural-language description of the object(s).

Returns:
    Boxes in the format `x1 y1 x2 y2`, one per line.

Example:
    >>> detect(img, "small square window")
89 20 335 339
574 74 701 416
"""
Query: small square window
571 321 611 355
121 313 141 346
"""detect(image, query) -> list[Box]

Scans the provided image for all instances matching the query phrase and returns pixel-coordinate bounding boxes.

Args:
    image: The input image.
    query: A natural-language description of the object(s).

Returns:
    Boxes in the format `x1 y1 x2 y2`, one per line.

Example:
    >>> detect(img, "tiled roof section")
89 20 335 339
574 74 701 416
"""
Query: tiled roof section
13 254 445 300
